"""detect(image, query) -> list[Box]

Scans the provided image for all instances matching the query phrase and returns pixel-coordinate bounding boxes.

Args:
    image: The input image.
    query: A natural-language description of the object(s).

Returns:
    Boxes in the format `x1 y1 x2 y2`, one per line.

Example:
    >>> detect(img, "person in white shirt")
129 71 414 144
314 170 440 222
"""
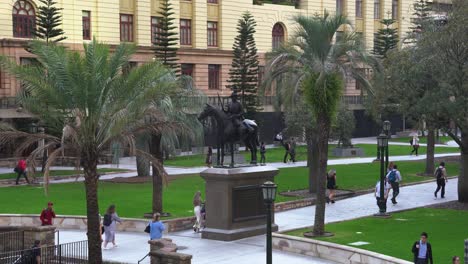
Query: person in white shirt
375 179 391 208
411 135 420 156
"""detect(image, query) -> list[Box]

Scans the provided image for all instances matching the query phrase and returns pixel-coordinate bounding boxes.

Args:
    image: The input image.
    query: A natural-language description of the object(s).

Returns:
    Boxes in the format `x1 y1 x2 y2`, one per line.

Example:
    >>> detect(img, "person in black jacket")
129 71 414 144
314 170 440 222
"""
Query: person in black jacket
412 232 433 264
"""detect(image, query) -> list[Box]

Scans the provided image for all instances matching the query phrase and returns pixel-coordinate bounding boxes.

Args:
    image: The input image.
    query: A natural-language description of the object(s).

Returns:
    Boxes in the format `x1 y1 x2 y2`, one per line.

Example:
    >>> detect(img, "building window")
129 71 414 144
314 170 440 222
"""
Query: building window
82 11 91 40
272 23 285 50
208 0 218 3
181 64 194 77
120 14 134 42
207 21 218 47
208 65 220 90
151 17 162 44
392 0 399 19
356 0 363 18
336 0 344 15
374 0 380 19
12 0 36 38
180 19 192 45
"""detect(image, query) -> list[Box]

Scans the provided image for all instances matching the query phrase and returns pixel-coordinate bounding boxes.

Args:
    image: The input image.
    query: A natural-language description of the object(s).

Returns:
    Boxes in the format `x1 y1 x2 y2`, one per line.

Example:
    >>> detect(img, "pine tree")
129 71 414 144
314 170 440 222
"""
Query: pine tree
373 18 399 58
153 0 179 73
406 0 432 43
227 12 261 118
34 0 66 44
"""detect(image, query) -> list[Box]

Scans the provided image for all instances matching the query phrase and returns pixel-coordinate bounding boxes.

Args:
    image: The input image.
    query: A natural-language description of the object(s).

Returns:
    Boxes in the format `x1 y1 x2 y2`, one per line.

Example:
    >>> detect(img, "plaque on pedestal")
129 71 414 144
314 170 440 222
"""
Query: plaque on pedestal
200 166 279 241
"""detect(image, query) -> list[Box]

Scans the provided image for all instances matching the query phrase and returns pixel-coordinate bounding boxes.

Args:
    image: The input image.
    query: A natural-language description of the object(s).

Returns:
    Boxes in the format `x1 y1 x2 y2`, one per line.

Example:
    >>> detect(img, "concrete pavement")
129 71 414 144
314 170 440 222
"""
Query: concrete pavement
58 180 458 263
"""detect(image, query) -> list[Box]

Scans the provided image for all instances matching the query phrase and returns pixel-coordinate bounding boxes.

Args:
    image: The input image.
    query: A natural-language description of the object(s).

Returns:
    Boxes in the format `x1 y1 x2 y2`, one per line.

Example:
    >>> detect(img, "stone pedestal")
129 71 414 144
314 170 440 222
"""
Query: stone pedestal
332 147 365 157
200 166 279 241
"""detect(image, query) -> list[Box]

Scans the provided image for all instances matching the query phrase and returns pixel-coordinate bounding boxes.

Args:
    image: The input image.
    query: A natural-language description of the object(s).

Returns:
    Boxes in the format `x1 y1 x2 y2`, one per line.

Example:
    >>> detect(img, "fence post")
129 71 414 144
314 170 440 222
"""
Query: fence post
465 239 468 264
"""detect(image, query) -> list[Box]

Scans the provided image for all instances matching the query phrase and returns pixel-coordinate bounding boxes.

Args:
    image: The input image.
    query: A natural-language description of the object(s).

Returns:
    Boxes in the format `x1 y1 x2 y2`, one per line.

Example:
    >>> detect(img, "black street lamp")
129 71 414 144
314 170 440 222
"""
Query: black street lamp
376 134 390 216
262 181 277 264
383 120 391 169
29 122 38 134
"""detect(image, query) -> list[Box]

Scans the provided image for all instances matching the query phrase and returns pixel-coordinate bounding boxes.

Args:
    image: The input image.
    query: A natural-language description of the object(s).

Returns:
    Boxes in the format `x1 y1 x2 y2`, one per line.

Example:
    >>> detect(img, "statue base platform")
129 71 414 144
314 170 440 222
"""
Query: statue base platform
200 166 279 241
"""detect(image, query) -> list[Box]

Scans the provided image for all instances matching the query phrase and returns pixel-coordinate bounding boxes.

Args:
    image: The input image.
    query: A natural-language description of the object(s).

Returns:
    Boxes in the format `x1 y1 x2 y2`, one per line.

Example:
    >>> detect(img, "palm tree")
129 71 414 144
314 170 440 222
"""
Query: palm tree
0 40 194 263
263 12 375 235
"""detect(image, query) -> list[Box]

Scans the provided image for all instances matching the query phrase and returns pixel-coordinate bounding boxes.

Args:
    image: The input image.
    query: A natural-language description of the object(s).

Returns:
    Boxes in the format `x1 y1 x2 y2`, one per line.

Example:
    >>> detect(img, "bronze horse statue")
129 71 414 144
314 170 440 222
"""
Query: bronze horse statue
198 103 259 167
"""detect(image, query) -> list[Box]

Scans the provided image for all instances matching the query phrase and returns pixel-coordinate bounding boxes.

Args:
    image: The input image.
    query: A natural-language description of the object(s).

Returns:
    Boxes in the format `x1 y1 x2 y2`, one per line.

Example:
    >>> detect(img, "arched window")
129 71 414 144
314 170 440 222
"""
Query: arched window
13 0 36 38
272 23 285 50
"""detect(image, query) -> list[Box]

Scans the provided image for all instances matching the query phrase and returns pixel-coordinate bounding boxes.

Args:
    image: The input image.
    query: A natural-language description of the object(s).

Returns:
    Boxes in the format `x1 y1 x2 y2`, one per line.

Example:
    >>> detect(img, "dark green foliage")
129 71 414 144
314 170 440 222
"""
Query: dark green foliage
34 0 66 44
407 0 432 42
153 0 179 73
330 104 356 148
303 72 343 120
227 12 260 117
373 18 398 58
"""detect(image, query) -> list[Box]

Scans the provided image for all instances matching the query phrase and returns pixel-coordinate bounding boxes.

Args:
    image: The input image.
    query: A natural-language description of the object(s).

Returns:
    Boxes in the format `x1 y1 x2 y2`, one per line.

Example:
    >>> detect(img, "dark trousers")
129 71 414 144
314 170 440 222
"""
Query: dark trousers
15 170 29 185
415 258 428 264
260 153 265 164
411 146 419 155
283 151 290 163
435 178 446 198
390 182 400 201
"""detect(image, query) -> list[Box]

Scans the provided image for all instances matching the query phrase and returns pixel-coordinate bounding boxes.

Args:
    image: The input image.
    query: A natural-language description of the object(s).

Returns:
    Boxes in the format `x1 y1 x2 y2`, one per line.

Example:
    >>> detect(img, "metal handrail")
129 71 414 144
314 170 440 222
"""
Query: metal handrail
138 252 150 264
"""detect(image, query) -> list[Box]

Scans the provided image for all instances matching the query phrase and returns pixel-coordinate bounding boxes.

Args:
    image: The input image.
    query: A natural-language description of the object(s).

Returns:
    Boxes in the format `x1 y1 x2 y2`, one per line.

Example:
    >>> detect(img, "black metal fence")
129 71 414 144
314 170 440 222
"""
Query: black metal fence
0 240 88 264
0 231 24 253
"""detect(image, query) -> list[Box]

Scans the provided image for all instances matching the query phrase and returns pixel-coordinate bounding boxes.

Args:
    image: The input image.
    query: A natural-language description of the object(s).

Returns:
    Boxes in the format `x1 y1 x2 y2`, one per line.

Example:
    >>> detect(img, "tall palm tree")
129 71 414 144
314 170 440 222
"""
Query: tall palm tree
263 12 375 235
0 40 192 263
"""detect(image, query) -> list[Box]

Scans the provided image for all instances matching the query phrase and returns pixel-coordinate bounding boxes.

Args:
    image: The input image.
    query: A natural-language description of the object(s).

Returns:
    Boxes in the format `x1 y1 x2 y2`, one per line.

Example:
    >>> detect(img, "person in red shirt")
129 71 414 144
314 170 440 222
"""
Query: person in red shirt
40 202 56 226
15 158 30 185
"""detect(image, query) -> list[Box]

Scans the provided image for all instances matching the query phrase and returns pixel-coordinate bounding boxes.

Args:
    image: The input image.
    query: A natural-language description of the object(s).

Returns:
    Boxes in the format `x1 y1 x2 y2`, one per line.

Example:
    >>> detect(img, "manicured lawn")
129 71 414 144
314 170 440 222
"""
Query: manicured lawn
0 161 459 219
0 168 130 180
390 136 453 145
286 208 468 263
164 144 459 168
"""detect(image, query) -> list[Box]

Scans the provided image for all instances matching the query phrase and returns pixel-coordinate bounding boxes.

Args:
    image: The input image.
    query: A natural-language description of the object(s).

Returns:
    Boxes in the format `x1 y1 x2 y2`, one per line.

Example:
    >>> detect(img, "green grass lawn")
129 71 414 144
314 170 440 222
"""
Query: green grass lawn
164 144 459 168
390 136 453 144
0 160 458 219
286 208 468 263
0 168 129 180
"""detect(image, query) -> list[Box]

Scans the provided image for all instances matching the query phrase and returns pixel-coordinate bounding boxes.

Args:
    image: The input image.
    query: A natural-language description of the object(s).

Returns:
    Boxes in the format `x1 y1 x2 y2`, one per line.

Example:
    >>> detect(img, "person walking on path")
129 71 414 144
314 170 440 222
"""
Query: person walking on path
193 191 203 233
40 202 56 226
283 141 291 163
451 256 460 264
387 161 394 174
434 162 448 199
386 164 402 204
412 232 433 264
260 142 266 165
326 169 337 204
15 158 30 185
374 179 391 207
411 135 420 156
103 204 122 249
149 213 165 240
206 146 213 168
289 138 296 163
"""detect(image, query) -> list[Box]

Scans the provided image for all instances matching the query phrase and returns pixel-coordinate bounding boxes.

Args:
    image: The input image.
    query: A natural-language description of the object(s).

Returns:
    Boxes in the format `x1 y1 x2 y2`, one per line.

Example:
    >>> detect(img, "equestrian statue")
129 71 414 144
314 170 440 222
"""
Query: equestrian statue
197 91 259 167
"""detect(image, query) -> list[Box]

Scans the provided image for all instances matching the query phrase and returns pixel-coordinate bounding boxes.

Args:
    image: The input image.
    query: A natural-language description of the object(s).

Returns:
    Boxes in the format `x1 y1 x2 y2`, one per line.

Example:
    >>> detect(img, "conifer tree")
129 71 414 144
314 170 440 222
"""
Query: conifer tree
373 18 399 58
406 0 432 43
153 0 179 73
34 0 66 45
227 12 260 118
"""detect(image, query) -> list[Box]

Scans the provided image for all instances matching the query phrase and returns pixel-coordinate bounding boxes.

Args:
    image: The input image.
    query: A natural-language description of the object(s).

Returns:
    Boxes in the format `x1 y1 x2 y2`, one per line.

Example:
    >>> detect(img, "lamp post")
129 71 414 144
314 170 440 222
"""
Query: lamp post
376 134 389 216
29 122 38 134
262 181 277 264
383 120 391 170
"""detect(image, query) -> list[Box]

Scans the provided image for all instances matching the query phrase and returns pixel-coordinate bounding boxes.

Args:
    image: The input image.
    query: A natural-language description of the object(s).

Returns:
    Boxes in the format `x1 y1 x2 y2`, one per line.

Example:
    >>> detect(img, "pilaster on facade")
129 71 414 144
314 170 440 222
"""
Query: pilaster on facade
363 0 375 50
192 0 208 49
97 0 120 44
346 0 357 30
136 0 152 46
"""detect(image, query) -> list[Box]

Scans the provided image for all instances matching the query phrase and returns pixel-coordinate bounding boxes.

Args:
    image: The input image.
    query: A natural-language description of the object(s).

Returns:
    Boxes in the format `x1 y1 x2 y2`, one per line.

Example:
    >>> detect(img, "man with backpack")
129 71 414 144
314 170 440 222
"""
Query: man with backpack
434 162 448 199
386 164 402 204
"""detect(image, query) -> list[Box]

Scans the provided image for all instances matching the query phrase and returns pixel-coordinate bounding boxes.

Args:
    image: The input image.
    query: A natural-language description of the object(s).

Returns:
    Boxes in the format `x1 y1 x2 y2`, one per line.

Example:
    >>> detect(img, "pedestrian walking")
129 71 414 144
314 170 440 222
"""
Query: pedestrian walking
411 135 420 156
326 169 337 204
193 191 203 233
22 240 41 264
148 213 165 240
387 161 394 174
289 138 296 163
260 142 266 165
374 179 391 206
103 204 122 249
386 164 402 204
40 202 56 226
411 232 433 264
452 256 460 264
283 141 291 163
15 158 30 185
206 146 213 168
434 161 448 199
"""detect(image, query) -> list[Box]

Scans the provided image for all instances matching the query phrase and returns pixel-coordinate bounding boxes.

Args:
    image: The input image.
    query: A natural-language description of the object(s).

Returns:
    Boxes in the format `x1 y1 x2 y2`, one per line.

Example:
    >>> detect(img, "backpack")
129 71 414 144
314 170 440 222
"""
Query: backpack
103 214 112 226
435 167 443 179
388 170 397 183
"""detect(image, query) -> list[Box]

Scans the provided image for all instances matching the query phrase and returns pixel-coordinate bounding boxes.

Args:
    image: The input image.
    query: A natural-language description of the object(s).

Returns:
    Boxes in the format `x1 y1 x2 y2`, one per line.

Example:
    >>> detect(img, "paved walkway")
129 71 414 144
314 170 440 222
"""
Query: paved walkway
58 180 458 264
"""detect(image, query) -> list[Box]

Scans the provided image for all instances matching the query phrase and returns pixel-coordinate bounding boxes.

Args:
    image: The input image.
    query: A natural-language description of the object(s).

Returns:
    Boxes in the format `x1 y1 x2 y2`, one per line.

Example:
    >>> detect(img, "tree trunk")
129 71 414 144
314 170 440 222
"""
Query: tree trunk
425 128 435 175
136 135 150 177
313 115 331 236
306 128 319 194
150 135 164 213
458 132 468 203
82 153 102 264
